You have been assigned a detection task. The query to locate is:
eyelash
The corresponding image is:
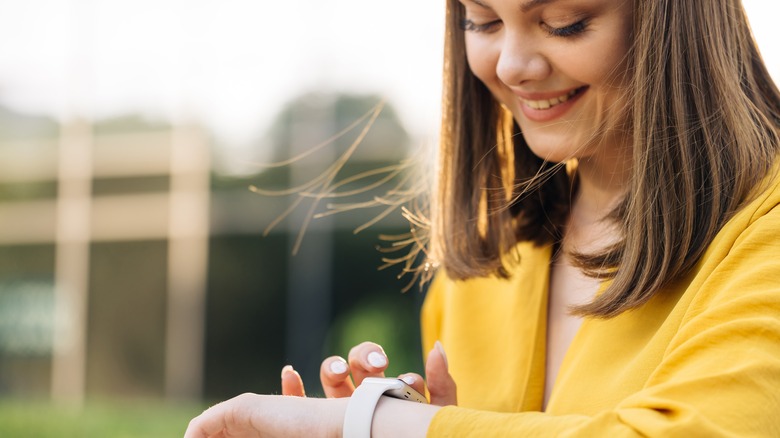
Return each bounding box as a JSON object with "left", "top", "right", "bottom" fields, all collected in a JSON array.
[
  {"left": 544, "top": 20, "right": 588, "bottom": 37},
  {"left": 459, "top": 18, "right": 589, "bottom": 38},
  {"left": 459, "top": 18, "right": 501, "bottom": 33}
]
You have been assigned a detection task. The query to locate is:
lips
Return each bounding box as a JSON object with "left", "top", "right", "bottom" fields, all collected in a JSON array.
[
  {"left": 519, "top": 87, "right": 584, "bottom": 110},
  {"left": 514, "top": 86, "right": 588, "bottom": 122}
]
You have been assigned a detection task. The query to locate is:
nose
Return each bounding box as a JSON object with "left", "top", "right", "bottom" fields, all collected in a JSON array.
[{"left": 495, "top": 32, "right": 551, "bottom": 86}]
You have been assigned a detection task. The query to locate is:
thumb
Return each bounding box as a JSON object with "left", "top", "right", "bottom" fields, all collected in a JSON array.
[{"left": 425, "top": 341, "right": 457, "bottom": 406}]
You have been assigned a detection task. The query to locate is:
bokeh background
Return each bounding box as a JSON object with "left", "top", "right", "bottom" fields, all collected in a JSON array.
[{"left": 0, "top": 1, "right": 778, "bottom": 436}]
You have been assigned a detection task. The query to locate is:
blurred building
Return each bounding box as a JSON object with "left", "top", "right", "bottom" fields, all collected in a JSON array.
[{"left": 0, "top": 94, "right": 425, "bottom": 404}]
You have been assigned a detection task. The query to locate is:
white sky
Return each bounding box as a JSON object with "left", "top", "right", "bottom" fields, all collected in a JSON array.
[{"left": 0, "top": 1, "right": 778, "bottom": 154}]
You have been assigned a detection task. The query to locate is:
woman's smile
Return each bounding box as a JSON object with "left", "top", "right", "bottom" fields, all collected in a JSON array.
[{"left": 513, "top": 85, "right": 588, "bottom": 122}]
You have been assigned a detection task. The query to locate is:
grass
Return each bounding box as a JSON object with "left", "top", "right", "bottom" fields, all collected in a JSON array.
[{"left": 0, "top": 398, "right": 205, "bottom": 437}]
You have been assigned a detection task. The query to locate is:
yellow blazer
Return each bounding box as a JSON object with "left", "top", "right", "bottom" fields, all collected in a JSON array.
[{"left": 422, "top": 173, "right": 780, "bottom": 437}]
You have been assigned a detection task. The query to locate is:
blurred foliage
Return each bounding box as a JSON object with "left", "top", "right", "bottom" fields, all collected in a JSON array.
[
  {"left": 326, "top": 293, "right": 424, "bottom": 378},
  {"left": 266, "top": 92, "right": 410, "bottom": 164},
  {"left": 0, "top": 399, "right": 203, "bottom": 437},
  {"left": 204, "top": 234, "right": 289, "bottom": 400},
  {"left": 325, "top": 228, "right": 426, "bottom": 390}
]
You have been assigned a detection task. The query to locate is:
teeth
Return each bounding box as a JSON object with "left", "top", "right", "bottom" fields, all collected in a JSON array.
[{"left": 522, "top": 88, "right": 579, "bottom": 110}]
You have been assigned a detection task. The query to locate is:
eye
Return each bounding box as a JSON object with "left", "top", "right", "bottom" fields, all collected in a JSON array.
[
  {"left": 543, "top": 19, "right": 588, "bottom": 38},
  {"left": 460, "top": 18, "right": 502, "bottom": 33}
]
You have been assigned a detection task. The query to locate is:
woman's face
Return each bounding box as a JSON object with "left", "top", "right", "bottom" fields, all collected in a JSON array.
[{"left": 460, "top": 0, "right": 634, "bottom": 164}]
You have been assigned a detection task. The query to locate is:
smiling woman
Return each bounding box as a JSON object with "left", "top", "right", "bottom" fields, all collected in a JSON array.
[
  {"left": 184, "top": 0, "right": 780, "bottom": 436},
  {"left": 457, "top": 0, "right": 638, "bottom": 402}
]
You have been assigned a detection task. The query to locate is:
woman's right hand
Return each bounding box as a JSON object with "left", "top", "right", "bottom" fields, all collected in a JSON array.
[{"left": 281, "top": 341, "right": 457, "bottom": 406}]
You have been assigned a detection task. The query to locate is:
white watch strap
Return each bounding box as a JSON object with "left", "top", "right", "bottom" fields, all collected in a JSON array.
[{"left": 342, "top": 378, "right": 405, "bottom": 438}]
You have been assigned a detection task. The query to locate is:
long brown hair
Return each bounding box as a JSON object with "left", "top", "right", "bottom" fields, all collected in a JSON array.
[{"left": 432, "top": 0, "right": 780, "bottom": 317}]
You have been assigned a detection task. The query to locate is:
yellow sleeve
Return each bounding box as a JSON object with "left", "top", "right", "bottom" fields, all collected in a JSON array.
[{"left": 428, "top": 207, "right": 780, "bottom": 437}]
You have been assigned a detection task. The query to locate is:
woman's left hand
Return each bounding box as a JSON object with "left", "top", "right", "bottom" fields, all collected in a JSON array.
[{"left": 184, "top": 392, "right": 347, "bottom": 438}]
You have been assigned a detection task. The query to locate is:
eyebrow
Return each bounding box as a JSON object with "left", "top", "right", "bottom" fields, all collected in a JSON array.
[
  {"left": 464, "top": 0, "right": 559, "bottom": 12},
  {"left": 465, "top": 0, "right": 491, "bottom": 8},
  {"left": 520, "top": 0, "right": 557, "bottom": 12}
]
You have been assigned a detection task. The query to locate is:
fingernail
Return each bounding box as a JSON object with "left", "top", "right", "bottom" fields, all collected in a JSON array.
[
  {"left": 367, "top": 351, "right": 388, "bottom": 368},
  {"left": 330, "top": 359, "right": 348, "bottom": 375},
  {"left": 401, "top": 375, "right": 416, "bottom": 385},
  {"left": 435, "top": 341, "right": 449, "bottom": 369},
  {"left": 281, "top": 365, "right": 295, "bottom": 379}
]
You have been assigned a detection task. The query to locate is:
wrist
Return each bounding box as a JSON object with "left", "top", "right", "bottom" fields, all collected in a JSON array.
[
  {"left": 338, "top": 377, "right": 441, "bottom": 438},
  {"left": 323, "top": 397, "right": 349, "bottom": 438},
  {"left": 343, "top": 378, "right": 427, "bottom": 438},
  {"left": 371, "top": 396, "right": 441, "bottom": 438}
]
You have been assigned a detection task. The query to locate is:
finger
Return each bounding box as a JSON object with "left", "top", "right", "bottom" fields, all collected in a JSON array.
[
  {"left": 425, "top": 340, "right": 457, "bottom": 406},
  {"left": 347, "top": 342, "right": 388, "bottom": 386},
  {"left": 320, "top": 356, "right": 355, "bottom": 398},
  {"left": 398, "top": 373, "right": 427, "bottom": 400},
  {"left": 281, "top": 365, "right": 305, "bottom": 397}
]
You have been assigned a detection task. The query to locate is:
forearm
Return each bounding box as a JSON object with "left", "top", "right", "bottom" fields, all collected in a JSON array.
[{"left": 370, "top": 396, "right": 442, "bottom": 438}]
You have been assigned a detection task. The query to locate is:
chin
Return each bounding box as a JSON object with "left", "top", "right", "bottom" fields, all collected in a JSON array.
[
  {"left": 513, "top": 121, "right": 584, "bottom": 164},
  {"left": 523, "top": 139, "right": 582, "bottom": 164}
]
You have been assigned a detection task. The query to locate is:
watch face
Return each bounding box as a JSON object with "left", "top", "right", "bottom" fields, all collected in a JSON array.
[
  {"left": 360, "top": 377, "right": 429, "bottom": 404},
  {"left": 385, "top": 380, "right": 428, "bottom": 404}
]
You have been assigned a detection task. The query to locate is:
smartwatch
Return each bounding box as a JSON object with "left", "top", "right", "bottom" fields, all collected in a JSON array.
[{"left": 342, "top": 377, "right": 428, "bottom": 438}]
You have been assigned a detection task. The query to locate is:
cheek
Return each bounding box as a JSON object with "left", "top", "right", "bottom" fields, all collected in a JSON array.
[
  {"left": 465, "top": 37, "right": 500, "bottom": 87},
  {"left": 554, "top": 41, "right": 629, "bottom": 89},
  {"left": 574, "top": 23, "right": 633, "bottom": 87}
]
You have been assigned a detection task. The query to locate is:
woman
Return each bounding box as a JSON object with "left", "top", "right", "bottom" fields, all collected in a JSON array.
[{"left": 185, "top": 0, "right": 780, "bottom": 436}]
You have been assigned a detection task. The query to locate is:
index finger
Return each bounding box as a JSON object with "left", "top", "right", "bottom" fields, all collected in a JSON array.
[{"left": 347, "top": 341, "right": 388, "bottom": 386}]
